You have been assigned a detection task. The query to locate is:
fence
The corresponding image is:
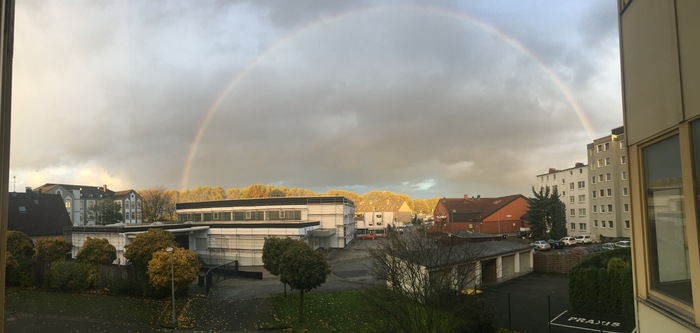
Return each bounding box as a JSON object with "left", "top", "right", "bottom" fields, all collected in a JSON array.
[{"left": 533, "top": 252, "right": 586, "bottom": 274}]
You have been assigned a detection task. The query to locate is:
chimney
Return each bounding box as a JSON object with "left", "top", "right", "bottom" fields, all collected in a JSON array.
[
  {"left": 464, "top": 194, "right": 469, "bottom": 200},
  {"left": 103, "top": 184, "right": 108, "bottom": 192},
  {"left": 25, "top": 187, "right": 32, "bottom": 193},
  {"left": 548, "top": 168, "right": 557, "bottom": 174}
]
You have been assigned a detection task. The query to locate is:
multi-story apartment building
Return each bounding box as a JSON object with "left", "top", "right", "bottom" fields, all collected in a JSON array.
[
  {"left": 587, "top": 127, "right": 630, "bottom": 242},
  {"left": 33, "top": 183, "right": 143, "bottom": 226},
  {"left": 535, "top": 163, "right": 589, "bottom": 238},
  {"left": 618, "top": 0, "right": 700, "bottom": 331}
]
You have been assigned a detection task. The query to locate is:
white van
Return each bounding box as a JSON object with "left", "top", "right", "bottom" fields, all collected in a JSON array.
[{"left": 575, "top": 235, "right": 593, "bottom": 244}]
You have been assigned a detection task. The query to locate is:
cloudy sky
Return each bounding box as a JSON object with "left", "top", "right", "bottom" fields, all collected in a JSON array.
[{"left": 10, "top": 0, "right": 622, "bottom": 199}]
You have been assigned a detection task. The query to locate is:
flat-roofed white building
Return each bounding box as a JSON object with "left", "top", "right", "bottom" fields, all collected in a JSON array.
[{"left": 534, "top": 163, "right": 590, "bottom": 239}]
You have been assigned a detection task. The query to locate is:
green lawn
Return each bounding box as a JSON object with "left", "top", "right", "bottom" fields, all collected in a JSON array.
[{"left": 259, "top": 289, "right": 386, "bottom": 333}]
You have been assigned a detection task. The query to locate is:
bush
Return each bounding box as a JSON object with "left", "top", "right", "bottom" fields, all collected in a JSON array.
[
  {"left": 568, "top": 248, "right": 633, "bottom": 316},
  {"left": 46, "top": 261, "right": 92, "bottom": 292},
  {"left": 6, "top": 231, "right": 35, "bottom": 287}
]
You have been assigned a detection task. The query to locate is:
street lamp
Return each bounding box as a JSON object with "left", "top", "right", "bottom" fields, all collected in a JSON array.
[{"left": 166, "top": 247, "right": 175, "bottom": 326}]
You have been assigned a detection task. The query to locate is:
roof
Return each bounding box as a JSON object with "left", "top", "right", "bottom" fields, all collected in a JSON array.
[
  {"left": 355, "top": 199, "right": 408, "bottom": 213},
  {"left": 438, "top": 194, "right": 525, "bottom": 222},
  {"left": 410, "top": 240, "right": 533, "bottom": 268},
  {"left": 7, "top": 192, "right": 72, "bottom": 237},
  {"left": 34, "top": 183, "right": 115, "bottom": 199},
  {"left": 34, "top": 183, "right": 139, "bottom": 200}
]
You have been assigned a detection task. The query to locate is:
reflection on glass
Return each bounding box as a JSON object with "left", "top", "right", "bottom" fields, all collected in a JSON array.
[{"left": 644, "top": 135, "right": 692, "bottom": 305}]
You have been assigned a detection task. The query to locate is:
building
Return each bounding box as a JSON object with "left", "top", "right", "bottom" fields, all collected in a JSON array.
[
  {"left": 355, "top": 199, "right": 413, "bottom": 233},
  {"left": 7, "top": 190, "right": 72, "bottom": 238},
  {"left": 618, "top": 0, "right": 700, "bottom": 331},
  {"left": 535, "top": 163, "right": 589, "bottom": 238},
  {"left": 33, "top": 183, "right": 143, "bottom": 226},
  {"left": 67, "top": 196, "right": 355, "bottom": 267},
  {"left": 432, "top": 194, "right": 528, "bottom": 234},
  {"left": 390, "top": 241, "right": 534, "bottom": 294},
  {"left": 587, "top": 127, "right": 630, "bottom": 242}
]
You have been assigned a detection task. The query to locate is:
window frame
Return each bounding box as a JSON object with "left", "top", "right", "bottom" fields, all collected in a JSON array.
[{"left": 633, "top": 126, "right": 700, "bottom": 317}]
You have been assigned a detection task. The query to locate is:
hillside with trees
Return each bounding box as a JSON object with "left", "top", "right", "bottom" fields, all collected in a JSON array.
[{"left": 139, "top": 184, "right": 441, "bottom": 223}]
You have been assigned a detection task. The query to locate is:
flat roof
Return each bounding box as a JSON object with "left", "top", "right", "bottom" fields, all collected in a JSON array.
[{"left": 176, "top": 196, "right": 355, "bottom": 210}]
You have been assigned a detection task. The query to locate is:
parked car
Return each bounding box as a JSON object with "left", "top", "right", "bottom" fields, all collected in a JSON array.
[
  {"left": 615, "top": 240, "right": 631, "bottom": 248},
  {"left": 574, "top": 235, "right": 593, "bottom": 244},
  {"left": 601, "top": 242, "right": 617, "bottom": 250},
  {"left": 547, "top": 239, "right": 565, "bottom": 249},
  {"left": 571, "top": 247, "right": 590, "bottom": 255},
  {"left": 560, "top": 236, "right": 576, "bottom": 246},
  {"left": 531, "top": 240, "right": 551, "bottom": 251},
  {"left": 359, "top": 233, "right": 377, "bottom": 240},
  {"left": 587, "top": 245, "right": 603, "bottom": 253}
]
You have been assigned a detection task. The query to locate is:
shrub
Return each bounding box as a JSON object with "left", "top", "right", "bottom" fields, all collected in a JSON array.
[
  {"left": 6, "top": 231, "right": 35, "bottom": 287},
  {"left": 76, "top": 237, "right": 117, "bottom": 266},
  {"left": 568, "top": 248, "right": 633, "bottom": 316},
  {"left": 46, "top": 261, "right": 92, "bottom": 292}
]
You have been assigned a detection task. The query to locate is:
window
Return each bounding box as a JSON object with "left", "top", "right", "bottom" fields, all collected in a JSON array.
[
  {"left": 594, "top": 220, "right": 598, "bottom": 227},
  {"left": 606, "top": 173, "right": 612, "bottom": 181},
  {"left": 18, "top": 206, "right": 26, "bottom": 213},
  {"left": 598, "top": 159, "right": 604, "bottom": 167},
  {"left": 621, "top": 156, "right": 627, "bottom": 164},
  {"left": 644, "top": 134, "right": 691, "bottom": 305},
  {"left": 622, "top": 171, "right": 627, "bottom": 180},
  {"left": 619, "top": 140, "right": 625, "bottom": 149},
  {"left": 65, "top": 198, "right": 71, "bottom": 209},
  {"left": 601, "top": 205, "right": 606, "bottom": 213},
  {"left": 600, "top": 189, "right": 605, "bottom": 197},
  {"left": 570, "top": 223, "right": 576, "bottom": 230},
  {"left": 609, "top": 220, "right": 614, "bottom": 228},
  {"left": 579, "top": 223, "right": 587, "bottom": 230},
  {"left": 213, "top": 212, "right": 220, "bottom": 220},
  {"left": 599, "top": 174, "right": 604, "bottom": 182},
  {"left": 592, "top": 176, "right": 596, "bottom": 184},
  {"left": 608, "top": 204, "right": 613, "bottom": 212},
  {"left": 570, "top": 209, "right": 575, "bottom": 216},
  {"left": 578, "top": 181, "right": 585, "bottom": 189},
  {"left": 570, "top": 182, "right": 575, "bottom": 189},
  {"left": 602, "top": 220, "right": 606, "bottom": 228},
  {"left": 607, "top": 188, "right": 613, "bottom": 197},
  {"left": 605, "top": 142, "right": 610, "bottom": 151},
  {"left": 570, "top": 196, "right": 575, "bottom": 203},
  {"left": 245, "top": 211, "right": 252, "bottom": 219},
  {"left": 625, "top": 220, "right": 630, "bottom": 229},
  {"left": 606, "top": 157, "right": 611, "bottom": 166},
  {"left": 592, "top": 191, "right": 597, "bottom": 198},
  {"left": 624, "top": 204, "right": 629, "bottom": 212},
  {"left": 597, "top": 144, "right": 603, "bottom": 152},
  {"left": 578, "top": 208, "right": 586, "bottom": 216},
  {"left": 562, "top": 178, "right": 566, "bottom": 184},
  {"left": 578, "top": 194, "right": 585, "bottom": 203},
  {"left": 623, "top": 187, "right": 628, "bottom": 196},
  {"left": 593, "top": 205, "right": 598, "bottom": 213}
]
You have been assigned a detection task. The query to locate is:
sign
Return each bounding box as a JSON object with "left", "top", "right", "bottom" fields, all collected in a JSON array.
[{"left": 550, "top": 310, "right": 636, "bottom": 333}]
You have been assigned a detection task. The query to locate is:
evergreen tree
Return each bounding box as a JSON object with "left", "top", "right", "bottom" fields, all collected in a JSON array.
[{"left": 524, "top": 186, "right": 567, "bottom": 240}]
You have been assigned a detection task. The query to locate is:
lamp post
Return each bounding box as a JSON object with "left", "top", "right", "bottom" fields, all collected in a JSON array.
[{"left": 166, "top": 247, "right": 175, "bottom": 326}]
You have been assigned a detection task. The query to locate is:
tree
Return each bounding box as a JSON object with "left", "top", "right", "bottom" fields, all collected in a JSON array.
[
  {"left": 140, "top": 186, "right": 177, "bottom": 222},
  {"left": 87, "top": 200, "right": 124, "bottom": 225},
  {"left": 278, "top": 242, "right": 331, "bottom": 323},
  {"left": 262, "top": 237, "right": 302, "bottom": 295},
  {"left": 524, "top": 186, "right": 567, "bottom": 240},
  {"left": 124, "top": 228, "right": 177, "bottom": 271},
  {"left": 76, "top": 237, "right": 117, "bottom": 266},
  {"left": 147, "top": 247, "right": 200, "bottom": 291},
  {"left": 33, "top": 237, "right": 72, "bottom": 265},
  {"left": 6, "top": 231, "right": 34, "bottom": 286},
  {"left": 365, "top": 228, "right": 495, "bottom": 333}
]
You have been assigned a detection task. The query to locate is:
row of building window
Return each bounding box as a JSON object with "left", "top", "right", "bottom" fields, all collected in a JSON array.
[
  {"left": 592, "top": 219, "right": 631, "bottom": 229},
  {"left": 177, "top": 210, "right": 303, "bottom": 222}
]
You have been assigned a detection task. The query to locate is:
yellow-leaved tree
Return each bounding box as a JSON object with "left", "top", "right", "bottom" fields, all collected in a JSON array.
[{"left": 147, "top": 247, "right": 200, "bottom": 291}]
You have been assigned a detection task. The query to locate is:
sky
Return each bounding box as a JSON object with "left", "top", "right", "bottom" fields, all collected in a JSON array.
[{"left": 9, "top": 0, "right": 623, "bottom": 199}]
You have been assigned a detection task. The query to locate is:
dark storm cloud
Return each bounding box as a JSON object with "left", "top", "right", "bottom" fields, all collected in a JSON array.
[{"left": 10, "top": 0, "right": 622, "bottom": 198}]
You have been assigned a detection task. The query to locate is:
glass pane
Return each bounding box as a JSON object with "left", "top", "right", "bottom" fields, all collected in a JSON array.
[{"left": 643, "top": 135, "right": 692, "bottom": 305}]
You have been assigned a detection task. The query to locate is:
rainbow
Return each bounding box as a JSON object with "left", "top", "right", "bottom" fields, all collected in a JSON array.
[{"left": 179, "top": 4, "right": 596, "bottom": 191}]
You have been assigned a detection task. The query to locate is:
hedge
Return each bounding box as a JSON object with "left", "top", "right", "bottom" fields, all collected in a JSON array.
[{"left": 568, "top": 248, "right": 634, "bottom": 317}]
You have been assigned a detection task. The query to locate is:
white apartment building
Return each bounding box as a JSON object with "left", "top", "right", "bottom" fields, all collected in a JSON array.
[
  {"left": 587, "top": 126, "right": 630, "bottom": 242},
  {"left": 535, "top": 163, "right": 589, "bottom": 238},
  {"left": 34, "top": 183, "right": 143, "bottom": 226}
]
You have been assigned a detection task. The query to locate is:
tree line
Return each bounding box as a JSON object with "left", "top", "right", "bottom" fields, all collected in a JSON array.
[{"left": 139, "top": 184, "right": 441, "bottom": 223}]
